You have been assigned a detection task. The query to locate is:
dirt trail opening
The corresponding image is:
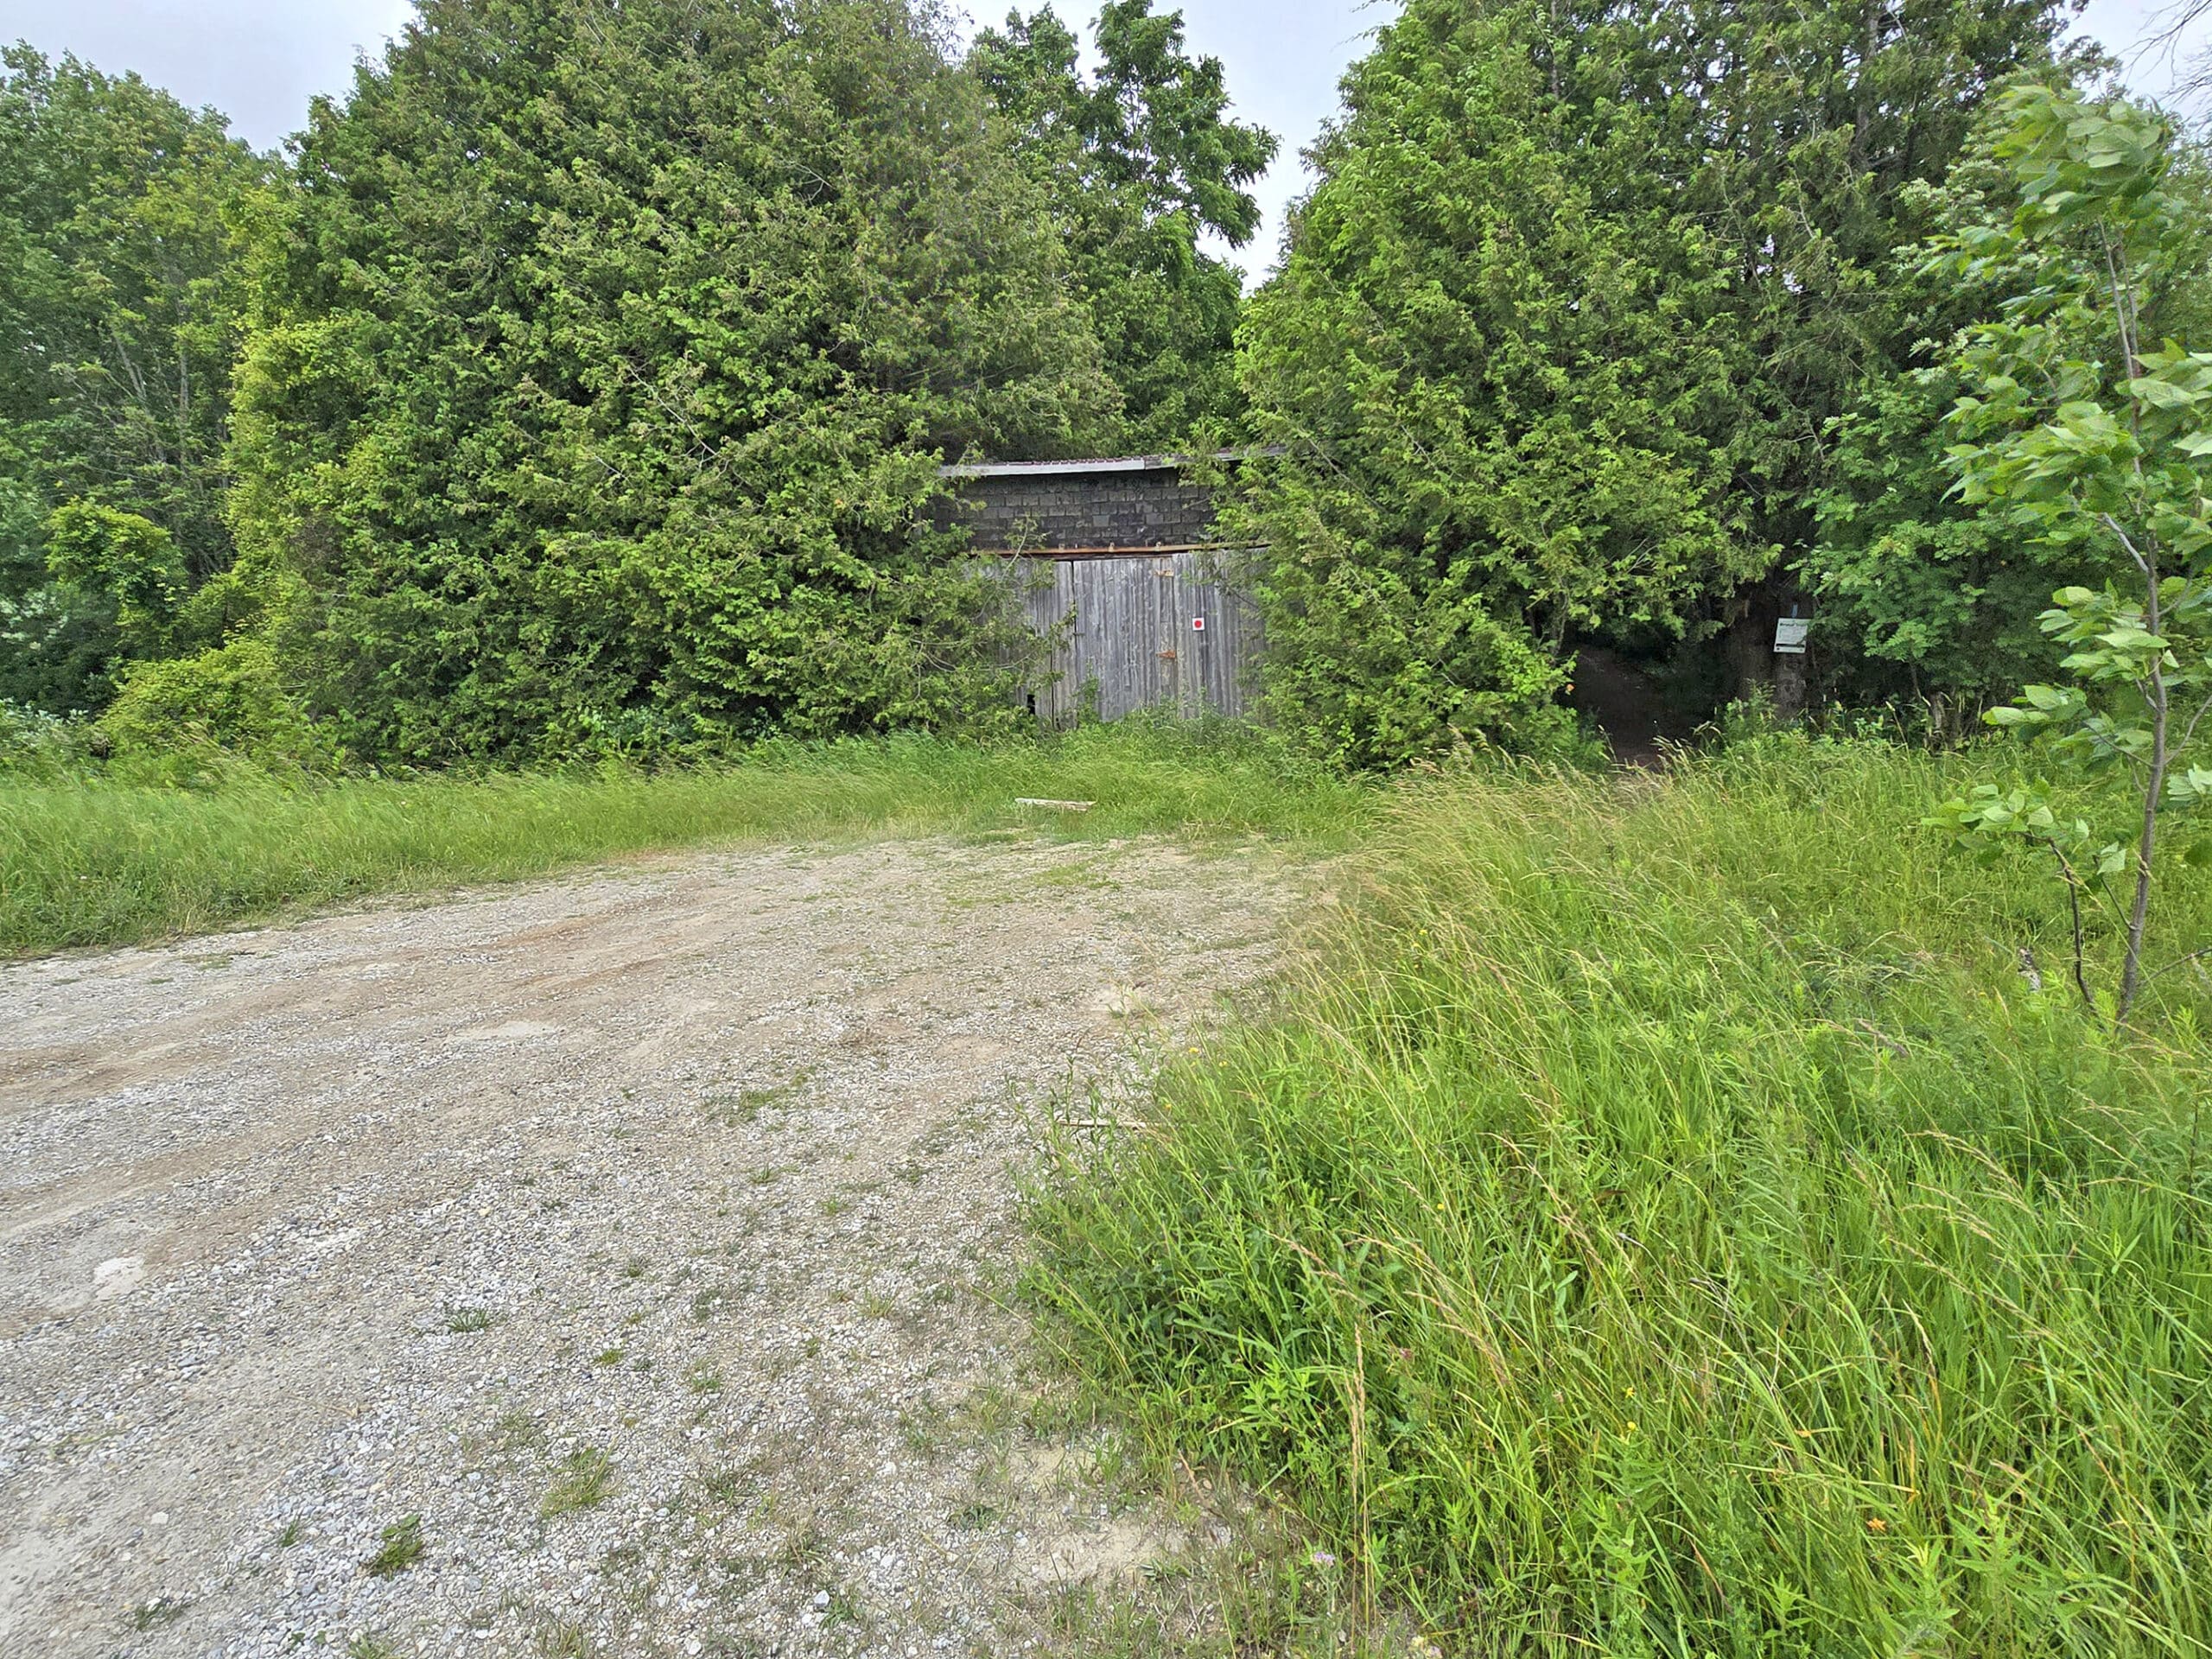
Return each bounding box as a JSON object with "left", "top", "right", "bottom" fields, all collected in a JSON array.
[{"left": 0, "top": 834, "right": 1302, "bottom": 1659}]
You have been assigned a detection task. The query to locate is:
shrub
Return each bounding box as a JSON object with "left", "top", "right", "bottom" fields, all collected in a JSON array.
[
  {"left": 41, "top": 503, "right": 186, "bottom": 655},
  {"left": 0, "top": 701, "right": 97, "bottom": 778},
  {"left": 97, "top": 639, "right": 325, "bottom": 770}
]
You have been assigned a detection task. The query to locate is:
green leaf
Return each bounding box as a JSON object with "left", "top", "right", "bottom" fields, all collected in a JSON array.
[
  {"left": 2126, "top": 375, "right": 2206, "bottom": 410},
  {"left": 2100, "top": 628, "right": 2164, "bottom": 652}
]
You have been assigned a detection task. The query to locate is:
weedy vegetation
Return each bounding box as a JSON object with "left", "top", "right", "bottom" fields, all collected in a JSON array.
[
  {"left": 1032, "top": 733, "right": 2212, "bottom": 1655},
  {"left": 125, "top": 1596, "right": 188, "bottom": 1631},
  {"left": 531, "top": 1617, "right": 594, "bottom": 1659}
]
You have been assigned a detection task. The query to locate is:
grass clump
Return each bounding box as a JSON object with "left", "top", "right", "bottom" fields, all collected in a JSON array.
[
  {"left": 363, "top": 1515, "right": 424, "bottom": 1578},
  {"left": 126, "top": 1595, "right": 189, "bottom": 1631},
  {"left": 532, "top": 1618, "right": 594, "bottom": 1658},
  {"left": 1033, "top": 733, "right": 2212, "bottom": 1656},
  {"left": 0, "top": 720, "right": 1368, "bottom": 957},
  {"left": 542, "top": 1447, "right": 615, "bottom": 1517}
]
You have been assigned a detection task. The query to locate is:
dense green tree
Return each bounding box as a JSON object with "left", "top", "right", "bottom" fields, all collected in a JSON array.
[
  {"left": 1806, "top": 117, "right": 2212, "bottom": 726},
  {"left": 1235, "top": 0, "right": 2075, "bottom": 765},
  {"left": 230, "top": 0, "right": 1116, "bottom": 762},
  {"left": 0, "top": 45, "right": 270, "bottom": 710},
  {"left": 1804, "top": 359, "right": 2056, "bottom": 728},
  {"left": 970, "top": 2, "right": 1274, "bottom": 449}
]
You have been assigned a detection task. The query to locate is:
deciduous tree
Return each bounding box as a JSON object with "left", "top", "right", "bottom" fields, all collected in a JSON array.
[
  {"left": 1804, "top": 94, "right": 2212, "bottom": 722},
  {"left": 1929, "top": 87, "right": 2212, "bottom": 1021},
  {"left": 0, "top": 45, "right": 270, "bottom": 710},
  {"left": 971, "top": 2, "right": 1274, "bottom": 449}
]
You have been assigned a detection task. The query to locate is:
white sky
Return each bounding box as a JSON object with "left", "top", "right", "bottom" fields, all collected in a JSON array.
[{"left": 0, "top": 0, "right": 2204, "bottom": 282}]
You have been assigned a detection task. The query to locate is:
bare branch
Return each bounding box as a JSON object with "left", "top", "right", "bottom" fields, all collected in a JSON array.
[
  {"left": 2143, "top": 943, "right": 2212, "bottom": 987},
  {"left": 2178, "top": 684, "right": 2212, "bottom": 754}
]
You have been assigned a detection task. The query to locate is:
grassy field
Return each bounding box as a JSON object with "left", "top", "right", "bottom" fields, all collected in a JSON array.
[
  {"left": 0, "top": 721, "right": 1371, "bottom": 957},
  {"left": 1032, "top": 732, "right": 2212, "bottom": 1656}
]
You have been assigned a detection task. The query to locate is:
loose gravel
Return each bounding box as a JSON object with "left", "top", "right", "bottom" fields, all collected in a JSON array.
[{"left": 0, "top": 833, "right": 1304, "bottom": 1659}]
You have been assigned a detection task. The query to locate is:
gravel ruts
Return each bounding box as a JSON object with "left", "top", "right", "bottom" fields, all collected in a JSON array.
[{"left": 0, "top": 835, "right": 1299, "bottom": 1658}]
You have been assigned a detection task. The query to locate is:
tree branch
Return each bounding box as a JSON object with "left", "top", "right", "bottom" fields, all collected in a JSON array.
[
  {"left": 2102, "top": 512, "right": 2154, "bottom": 581},
  {"left": 2043, "top": 838, "right": 2097, "bottom": 1012},
  {"left": 2142, "top": 942, "right": 2212, "bottom": 986}
]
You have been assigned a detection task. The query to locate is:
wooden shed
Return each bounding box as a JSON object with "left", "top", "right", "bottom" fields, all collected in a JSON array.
[{"left": 939, "top": 454, "right": 1262, "bottom": 723}]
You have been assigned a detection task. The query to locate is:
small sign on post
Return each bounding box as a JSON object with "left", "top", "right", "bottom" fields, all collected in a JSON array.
[
  {"left": 1774, "top": 616, "right": 1810, "bottom": 656},
  {"left": 1191, "top": 616, "right": 1206, "bottom": 632}
]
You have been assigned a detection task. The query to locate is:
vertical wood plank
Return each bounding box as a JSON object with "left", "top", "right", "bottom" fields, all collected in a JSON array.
[{"left": 996, "top": 550, "right": 1262, "bottom": 726}]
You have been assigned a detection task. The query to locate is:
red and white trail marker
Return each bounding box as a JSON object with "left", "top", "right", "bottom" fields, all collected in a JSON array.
[{"left": 1191, "top": 616, "right": 1205, "bottom": 632}]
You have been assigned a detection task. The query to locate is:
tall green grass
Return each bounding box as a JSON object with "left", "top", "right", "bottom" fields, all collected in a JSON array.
[
  {"left": 0, "top": 721, "right": 1370, "bottom": 956},
  {"left": 1032, "top": 734, "right": 2212, "bottom": 1656}
]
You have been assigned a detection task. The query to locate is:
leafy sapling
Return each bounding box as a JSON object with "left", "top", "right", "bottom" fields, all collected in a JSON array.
[{"left": 1929, "top": 86, "right": 2212, "bottom": 1022}]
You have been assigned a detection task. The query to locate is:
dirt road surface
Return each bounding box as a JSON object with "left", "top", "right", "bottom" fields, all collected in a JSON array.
[{"left": 0, "top": 835, "right": 1302, "bottom": 1659}]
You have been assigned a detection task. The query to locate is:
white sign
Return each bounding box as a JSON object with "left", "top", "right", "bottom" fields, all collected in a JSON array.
[
  {"left": 1774, "top": 616, "right": 1810, "bottom": 656},
  {"left": 1192, "top": 616, "right": 1206, "bottom": 632}
]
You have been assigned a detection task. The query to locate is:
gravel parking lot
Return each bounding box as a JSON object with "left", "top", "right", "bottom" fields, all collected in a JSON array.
[{"left": 0, "top": 834, "right": 1300, "bottom": 1659}]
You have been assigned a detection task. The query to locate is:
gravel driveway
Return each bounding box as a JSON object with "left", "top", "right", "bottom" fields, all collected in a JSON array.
[{"left": 0, "top": 833, "right": 1301, "bottom": 1659}]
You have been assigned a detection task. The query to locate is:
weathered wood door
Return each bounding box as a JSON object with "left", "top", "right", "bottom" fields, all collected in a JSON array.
[{"left": 1004, "top": 550, "right": 1259, "bottom": 722}]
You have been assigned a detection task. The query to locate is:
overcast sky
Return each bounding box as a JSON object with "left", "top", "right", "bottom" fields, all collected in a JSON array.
[{"left": 1, "top": 0, "right": 2204, "bottom": 281}]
